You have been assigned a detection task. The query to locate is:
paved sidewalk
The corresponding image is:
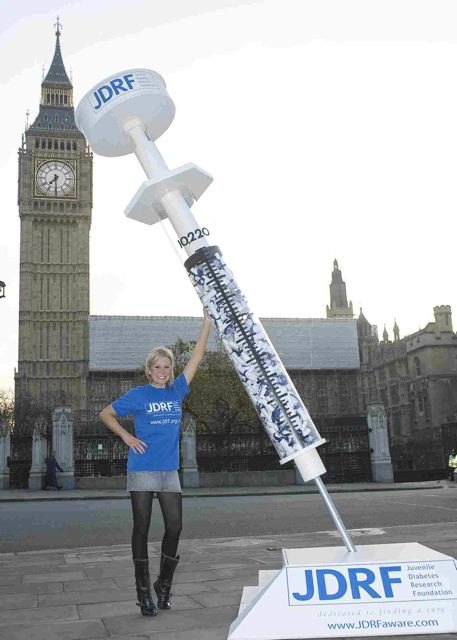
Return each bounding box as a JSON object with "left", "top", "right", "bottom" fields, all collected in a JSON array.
[
  {"left": 0, "top": 520, "right": 456, "bottom": 640},
  {"left": 0, "top": 479, "right": 450, "bottom": 502},
  {"left": 1, "top": 480, "right": 455, "bottom": 637}
]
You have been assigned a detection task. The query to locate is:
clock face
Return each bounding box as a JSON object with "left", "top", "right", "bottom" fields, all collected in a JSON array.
[{"left": 36, "top": 160, "right": 75, "bottom": 197}]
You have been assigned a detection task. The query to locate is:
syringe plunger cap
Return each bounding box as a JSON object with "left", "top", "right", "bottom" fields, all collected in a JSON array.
[{"left": 75, "top": 68, "right": 175, "bottom": 157}]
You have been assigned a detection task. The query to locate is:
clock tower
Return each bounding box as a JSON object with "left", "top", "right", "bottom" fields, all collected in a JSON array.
[{"left": 16, "top": 20, "right": 93, "bottom": 421}]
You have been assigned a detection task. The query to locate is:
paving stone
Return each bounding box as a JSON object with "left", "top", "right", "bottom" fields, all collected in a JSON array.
[
  {"left": 85, "top": 636, "right": 148, "bottom": 640},
  {"left": 177, "top": 560, "right": 250, "bottom": 572},
  {"left": 102, "top": 604, "right": 239, "bottom": 635},
  {"left": 84, "top": 563, "right": 133, "bottom": 579},
  {"left": 78, "top": 600, "right": 138, "bottom": 619},
  {"left": 0, "top": 562, "right": 74, "bottom": 576},
  {"left": 112, "top": 576, "right": 135, "bottom": 589},
  {"left": 248, "top": 553, "right": 283, "bottom": 565},
  {"left": 0, "top": 593, "right": 38, "bottom": 610},
  {"left": 0, "top": 582, "right": 63, "bottom": 596},
  {"left": 212, "top": 565, "right": 263, "bottom": 579},
  {"left": 0, "top": 619, "right": 107, "bottom": 640},
  {"left": 64, "top": 579, "right": 118, "bottom": 592},
  {"left": 78, "top": 595, "right": 201, "bottom": 620},
  {"left": 0, "top": 604, "right": 78, "bottom": 624},
  {"left": 147, "top": 624, "right": 230, "bottom": 639},
  {"left": 173, "top": 568, "right": 222, "bottom": 583},
  {"left": 23, "top": 571, "right": 86, "bottom": 583},
  {"left": 0, "top": 556, "right": 64, "bottom": 568},
  {"left": 206, "top": 576, "right": 258, "bottom": 592},
  {"left": 189, "top": 590, "right": 242, "bottom": 607},
  {"left": 171, "top": 580, "right": 216, "bottom": 596},
  {"left": 65, "top": 553, "right": 115, "bottom": 565},
  {"left": 39, "top": 587, "right": 136, "bottom": 607},
  {"left": 0, "top": 575, "right": 20, "bottom": 586}
]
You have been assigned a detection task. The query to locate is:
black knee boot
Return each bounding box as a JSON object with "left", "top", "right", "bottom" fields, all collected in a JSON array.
[
  {"left": 133, "top": 558, "right": 157, "bottom": 616},
  {"left": 153, "top": 553, "right": 179, "bottom": 610}
]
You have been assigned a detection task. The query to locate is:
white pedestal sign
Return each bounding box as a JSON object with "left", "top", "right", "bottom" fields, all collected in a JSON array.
[{"left": 228, "top": 543, "right": 457, "bottom": 639}]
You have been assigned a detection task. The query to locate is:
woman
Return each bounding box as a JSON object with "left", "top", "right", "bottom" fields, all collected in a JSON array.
[{"left": 100, "top": 313, "right": 211, "bottom": 617}]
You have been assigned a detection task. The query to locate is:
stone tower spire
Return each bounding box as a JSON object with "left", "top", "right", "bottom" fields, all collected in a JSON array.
[
  {"left": 43, "top": 17, "right": 72, "bottom": 86},
  {"left": 16, "top": 19, "right": 93, "bottom": 419},
  {"left": 29, "top": 17, "right": 75, "bottom": 131},
  {"left": 326, "top": 259, "right": 354, "bottom": 318}
]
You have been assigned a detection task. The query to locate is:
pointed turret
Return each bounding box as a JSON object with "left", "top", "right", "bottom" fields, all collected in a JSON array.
[
  {"left": 393, "top": 319, "right": 400, "bottom": 341},
  {"left": 326, "top": 259, "right": 354, "bottom": 318},
  {"left": 357, "top": 307, "right": 370, "bottom": 337},
  {"left": 28, "top": 18, "right": 79, "bottom": 133},
  {"left": 382, "top": 325, "right": 389, "bottom": 342},
  {"left": 43, "top": 17, "right": 72, "bottom": 87}
]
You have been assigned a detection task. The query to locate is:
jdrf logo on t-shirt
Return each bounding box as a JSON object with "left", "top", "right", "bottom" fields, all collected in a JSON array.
[{"left": 144, "top": 401, "right": 176, "bottom": 414}]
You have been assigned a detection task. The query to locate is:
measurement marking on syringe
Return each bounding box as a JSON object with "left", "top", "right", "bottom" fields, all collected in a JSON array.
[{"left": 197, "top": 253, "right": 306, "bottom": 445}]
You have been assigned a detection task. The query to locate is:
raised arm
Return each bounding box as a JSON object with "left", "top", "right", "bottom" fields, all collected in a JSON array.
[{"left": 183, "top": 312, "right": 212, "bottom": 384}]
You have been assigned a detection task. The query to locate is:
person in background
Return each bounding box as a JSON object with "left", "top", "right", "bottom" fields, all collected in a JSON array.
[
  {"left": 100, "top": 312, "right": 211, "bottom": 617},
  {"left": 448, "top": 449, "right": 457, "bottom": 481},
  {"left": 43, "top": 450, "right": 63, "bottom": 490}
]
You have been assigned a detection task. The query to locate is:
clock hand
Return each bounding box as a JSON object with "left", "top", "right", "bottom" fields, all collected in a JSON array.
[{"left": 46, "top": 173, "right": 58, "bottom": 194}]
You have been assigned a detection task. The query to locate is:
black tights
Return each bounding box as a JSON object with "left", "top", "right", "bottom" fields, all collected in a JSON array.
[{"left": 130, "top": 491, "right": 182, "bottom": 559}]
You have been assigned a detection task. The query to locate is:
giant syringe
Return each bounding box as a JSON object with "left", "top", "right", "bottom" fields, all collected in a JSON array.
[{"left": 76, "top": 69, "right": 356, "bottom": 552}]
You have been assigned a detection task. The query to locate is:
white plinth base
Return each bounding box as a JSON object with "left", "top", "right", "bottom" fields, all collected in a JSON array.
[{"left": 228, "top": 543, "right": 457, "bottom": 639}]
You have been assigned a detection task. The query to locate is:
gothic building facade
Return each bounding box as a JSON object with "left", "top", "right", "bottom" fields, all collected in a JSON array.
[
  {"left": 356, "top": 304, "right": 457, "bottom": 477},
  {"left": 323, "top": 256, "right": 457, "bottom": 476}
]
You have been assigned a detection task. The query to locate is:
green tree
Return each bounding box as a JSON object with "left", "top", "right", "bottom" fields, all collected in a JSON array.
[
  {"left": 12, "top": 392, "right": 58, "bottom": 436},
  {"left": 0, "top": 390, "right": 14, "bottom": 430},
  {"left": 169, "top": 339, "right": 260, "bottom": 434}
]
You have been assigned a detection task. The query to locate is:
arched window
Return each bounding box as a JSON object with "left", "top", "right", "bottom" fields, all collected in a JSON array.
[{"left": 413, "top": 356, "right": 421, "bottom": 376}]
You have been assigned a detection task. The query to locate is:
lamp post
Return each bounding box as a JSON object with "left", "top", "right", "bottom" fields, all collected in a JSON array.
[{"left": 0, "top": 281, "right": 5, "bottom": 299}]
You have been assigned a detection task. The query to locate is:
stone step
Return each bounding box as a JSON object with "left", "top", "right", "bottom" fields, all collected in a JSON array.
[
  {"left": 258, "top": 569, "right": 280, "bottom": 588},
  {"left": 238, "top": 569, "right": 281, "bottom": 615},
  {"left": 238, "top": 585, "right": 258, "bottom": 615}
]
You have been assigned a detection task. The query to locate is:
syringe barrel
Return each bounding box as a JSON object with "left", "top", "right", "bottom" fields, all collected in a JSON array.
[{"left": 184, "top": 245, "right": 326, "bottom": 475}]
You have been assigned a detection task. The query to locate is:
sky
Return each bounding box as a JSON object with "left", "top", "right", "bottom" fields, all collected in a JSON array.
[{"left": 1, "top": 0, "right": 457, "bottom": 391}]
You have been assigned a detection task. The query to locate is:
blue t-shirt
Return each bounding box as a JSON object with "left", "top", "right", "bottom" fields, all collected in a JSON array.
[{"left": 112, "top": 374, "right": 189, "bottom": 472}]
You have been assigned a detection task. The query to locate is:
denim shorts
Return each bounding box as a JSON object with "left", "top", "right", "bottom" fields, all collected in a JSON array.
[{"left": 127, "top": 471, "right": 181, "bottom": 493}]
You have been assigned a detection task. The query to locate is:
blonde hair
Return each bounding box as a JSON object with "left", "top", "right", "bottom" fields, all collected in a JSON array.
[{"left": 144, "top": 347, "right": 175, "bottom": 385}]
